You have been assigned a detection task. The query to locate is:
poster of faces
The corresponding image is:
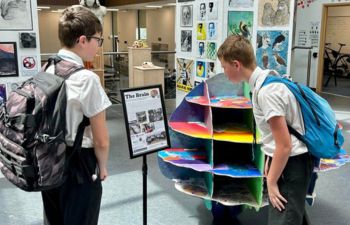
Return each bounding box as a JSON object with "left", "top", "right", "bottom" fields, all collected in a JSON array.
[
  {"left": 198, "top": 2, "right": 207, "bottom": 21},
  {"left": 180, "top": 5, "right": 193, "bottom": 27}
]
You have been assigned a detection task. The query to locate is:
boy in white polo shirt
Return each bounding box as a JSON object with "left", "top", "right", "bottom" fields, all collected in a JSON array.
[
  {"left": 217, "top": 35, "right": 313, "bottom": 225},
  {"left": 41, "top": 5, "right": 111, "bottom": 225}
]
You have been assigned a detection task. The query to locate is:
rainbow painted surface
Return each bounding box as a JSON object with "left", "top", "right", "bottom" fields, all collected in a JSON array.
[{"left": 186, "top": 95, "right": 252, "bottom": 108}]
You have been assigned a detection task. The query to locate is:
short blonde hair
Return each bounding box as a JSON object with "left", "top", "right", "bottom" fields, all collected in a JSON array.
[{"left": 217, "top": 35, "right": 256, "bottom": 69}]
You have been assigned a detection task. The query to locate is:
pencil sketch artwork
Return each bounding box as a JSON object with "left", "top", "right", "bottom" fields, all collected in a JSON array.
[
  {"left": 259, "top": 0, "right": 290, "bottom": 27},
  {"left": 180, "top": 5, "right": 193, "bottom": 27},
  {"left": 0, "top": 0, "right": 33, "bottom": 30},
  {"left": 181, "top": 30, "right": 192, "bottom": 52}
]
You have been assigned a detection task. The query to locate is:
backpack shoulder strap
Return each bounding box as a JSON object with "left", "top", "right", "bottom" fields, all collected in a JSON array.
[{"left": 42, "top": 55, "right": 84, "bottom": 78}]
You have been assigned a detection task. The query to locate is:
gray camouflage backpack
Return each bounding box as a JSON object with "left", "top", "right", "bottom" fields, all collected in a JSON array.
[{"left": 0, "top": 56, "right": 88, "bottom": 191}]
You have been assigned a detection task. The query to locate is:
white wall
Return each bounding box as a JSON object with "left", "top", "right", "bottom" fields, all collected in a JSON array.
[{"left": 292, "top": 1, "right": 350, "bottom": 88}]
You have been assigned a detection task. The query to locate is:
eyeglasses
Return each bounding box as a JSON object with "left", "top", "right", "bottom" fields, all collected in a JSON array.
[{"left": 87, "top": 36, "right": 104, "bottom": 47}]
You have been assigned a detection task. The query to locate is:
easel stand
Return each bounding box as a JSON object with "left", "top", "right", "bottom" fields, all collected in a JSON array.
[{"left": 142, "top": 155, "right": 148, "bottom": 225}]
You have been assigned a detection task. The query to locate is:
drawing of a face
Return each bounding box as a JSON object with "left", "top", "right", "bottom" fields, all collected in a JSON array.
[
  {"left": 0, "top": 0, "right": 23, "bottom": 20},
  {"left": 182, "top": 6, "right": 191, "bottom": 25}
]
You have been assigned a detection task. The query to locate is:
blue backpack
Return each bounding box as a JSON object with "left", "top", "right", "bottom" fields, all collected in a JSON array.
[{"left": 261, "top": 76, "right": 344, "bottom": 159}]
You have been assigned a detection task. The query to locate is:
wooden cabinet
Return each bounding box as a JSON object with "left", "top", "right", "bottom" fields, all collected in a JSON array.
[
  {"left": 128, "top": 47, "right": 151, "bottom": 88},
  {"left": 133, "top": 66, "right": 165, "bottom": 91}
]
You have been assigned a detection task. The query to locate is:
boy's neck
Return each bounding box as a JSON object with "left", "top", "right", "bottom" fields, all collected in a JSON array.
[{"left": 242, "top": 65, "right": 257, "bottom": 82}]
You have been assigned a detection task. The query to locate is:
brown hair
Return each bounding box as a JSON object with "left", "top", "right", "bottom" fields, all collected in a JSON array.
[
  {"left": 58, "top": 5, "right": 102, "bottom": 48},
  {"left": 217, "top": 35, "right": 256, "bottom": 69}
]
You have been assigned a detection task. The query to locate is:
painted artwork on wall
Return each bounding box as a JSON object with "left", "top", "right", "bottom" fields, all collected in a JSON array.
[
  {"left": 197, "top": 41, "right": 206, "bottom": 58},
  {"left": 207, "top": 0, "right": 218, "bottom": 20},
  {"left": 0, "top": 42, "right": 18, "bottom": 77},
  {"left": 258, "top": 0, "right": 290, "bottom": 27},
  {"left": 228, "top": 0, "right": 254, "bottom": 8},
  {"left": 206, "top": 42, "right": 217, "bottom": 60},
  {"left": 181, "top": 30, "right": 192, "bottom": 52},
  {"left": 198, "top": 2, "right": 207, "bottom": 21},
  {"left": 180, "top": 5, "right": 193, "bottom": 27},
  {"left": 21, "top": 56, "right": 38, "bottom": 76},
  {"left": 0, "top": 0, "right": 33, "bottom": 30},
  {"left": 197, "top": 22, "right": 206, "bottom": 40},
  {"left": 0, "top": 84, "right": 6, "bottom": 105},
  {"left": 227, "top": 11, "right": 253, "bottom": 41},
  {"left": 196, "top": 61, "right": 206, "bottom": 78},
  {"left": 256, "top": 30, "right": 289, "bottom": 75},
  {"left": 208, "top": 22, "right": 217, "bottom": 40},
  {"left": 19, "top": 32, "right": 36, "bottom": 48},
  {"left": 176, "top": 58, "right": 194, "bottom": 92},
  {"left": 207, "top": 62, "right": 216, "bottom": 78}
]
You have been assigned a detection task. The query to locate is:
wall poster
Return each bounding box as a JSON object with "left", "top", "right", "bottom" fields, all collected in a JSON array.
[
  {"left": 0, "top": 0, "right": 33, "bottom": 30},
  {"left": 120, "top": 85, "right": 170, "bottom": 159},
  {"left": 0, "top": 42, "right": 19, "bottom": 77}
]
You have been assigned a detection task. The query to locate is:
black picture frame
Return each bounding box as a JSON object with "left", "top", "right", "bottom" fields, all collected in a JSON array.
[
  {"left": 0, "top": 42, "right": 19, "bottom": 77},
  {"left": 120, "top": 85, "right": 170, "bottom": 159}
]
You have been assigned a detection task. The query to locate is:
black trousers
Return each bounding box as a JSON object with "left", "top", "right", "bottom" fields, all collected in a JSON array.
[
  {"left": 268, "top": 153, "right": 314, "bottom": 225},
  {"left": 42, "top": 148, "right": 102, "bottom": 225}
]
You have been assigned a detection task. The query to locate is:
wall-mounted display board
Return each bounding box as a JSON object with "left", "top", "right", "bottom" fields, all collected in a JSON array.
[
  {"left": 0, "top": 0, "right": 41, "bottom": 100},
  {"left": 175, "top": 0, "right": 295, "bottom": 105}
]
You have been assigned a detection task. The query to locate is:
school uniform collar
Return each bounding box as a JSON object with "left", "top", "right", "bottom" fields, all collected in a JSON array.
[
  {"left": 248, "top": 66, "right": 271, "bottom": 92},
  {"left": 57, "top": 49, "right": 84, "bottom": 66}
]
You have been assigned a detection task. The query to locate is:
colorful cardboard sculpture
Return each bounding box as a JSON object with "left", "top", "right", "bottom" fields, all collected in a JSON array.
[{"left": 158, "top": 73, "right": 349, "bottom": 210}]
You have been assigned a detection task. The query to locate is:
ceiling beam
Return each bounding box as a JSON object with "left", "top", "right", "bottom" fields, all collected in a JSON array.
[{"left": 105, "top": 0, "right": 164, "bottom": 7}]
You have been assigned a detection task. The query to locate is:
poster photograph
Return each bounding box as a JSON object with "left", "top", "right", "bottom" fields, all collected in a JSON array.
[
  {"left": 197, "top": 22, "right": 206, "bottom": 40},
  {"left": 258, "top": 0, "right": 290, "bottom": 27},
  {"left": 120, "top": 85, "right": 170, "bottom": 159},
  {"left": 228, "top": 11, "right": 253, "bottom": 41},
  {"left": 0, "top": 42, "right": 19, "bottom": 77},
  {"left": 176, "top": 58, "right": 194, "bottom": 92},
  {"left": 0, "top": 0, "right": 33, "bottom": 30},
  {"left": 180, "top": 5, "right": 193, "bottom": 27},
  {"left": 256, "top": 30, "right": 289, "bottom": 75}
]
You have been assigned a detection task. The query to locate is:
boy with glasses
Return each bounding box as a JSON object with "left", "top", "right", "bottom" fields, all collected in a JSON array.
[{"left": 41, "top": 5, "right": 111, "bottom": 225}]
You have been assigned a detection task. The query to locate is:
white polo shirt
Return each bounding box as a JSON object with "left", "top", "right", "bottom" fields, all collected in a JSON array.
[
  {"left": 46, "top": 49, "right": 112, "bottom": 148},
  {"left": 249, "top": 67, "right": 308, "bottom": 157}
]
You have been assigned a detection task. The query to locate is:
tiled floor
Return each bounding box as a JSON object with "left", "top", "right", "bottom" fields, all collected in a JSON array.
[{"left": 0, "top": 94, "right": 349, "bottom": 225}]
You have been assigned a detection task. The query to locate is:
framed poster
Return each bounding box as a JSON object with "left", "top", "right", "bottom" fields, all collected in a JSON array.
[
  {"left": 0, "top": 0, "right": 33, "bottom": 30},
  {"left": 120, "top": 85, "right": 170, "bottom": 159},
  {"left": 0, "top": 42, "right": 19, "bottom": 77}
]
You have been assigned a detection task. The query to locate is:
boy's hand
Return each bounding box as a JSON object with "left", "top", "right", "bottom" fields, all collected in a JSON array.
[
  {"left": 99, "top": 166, "right": 108, "bottom": 181},
  {"left": 267, "top": 179, "right": 287, "bottom": 211}
]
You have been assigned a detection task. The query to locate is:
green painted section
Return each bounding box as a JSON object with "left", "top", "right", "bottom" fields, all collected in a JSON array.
[{"left": 204, "top": 172, "right": 214, "bottom": 197}]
